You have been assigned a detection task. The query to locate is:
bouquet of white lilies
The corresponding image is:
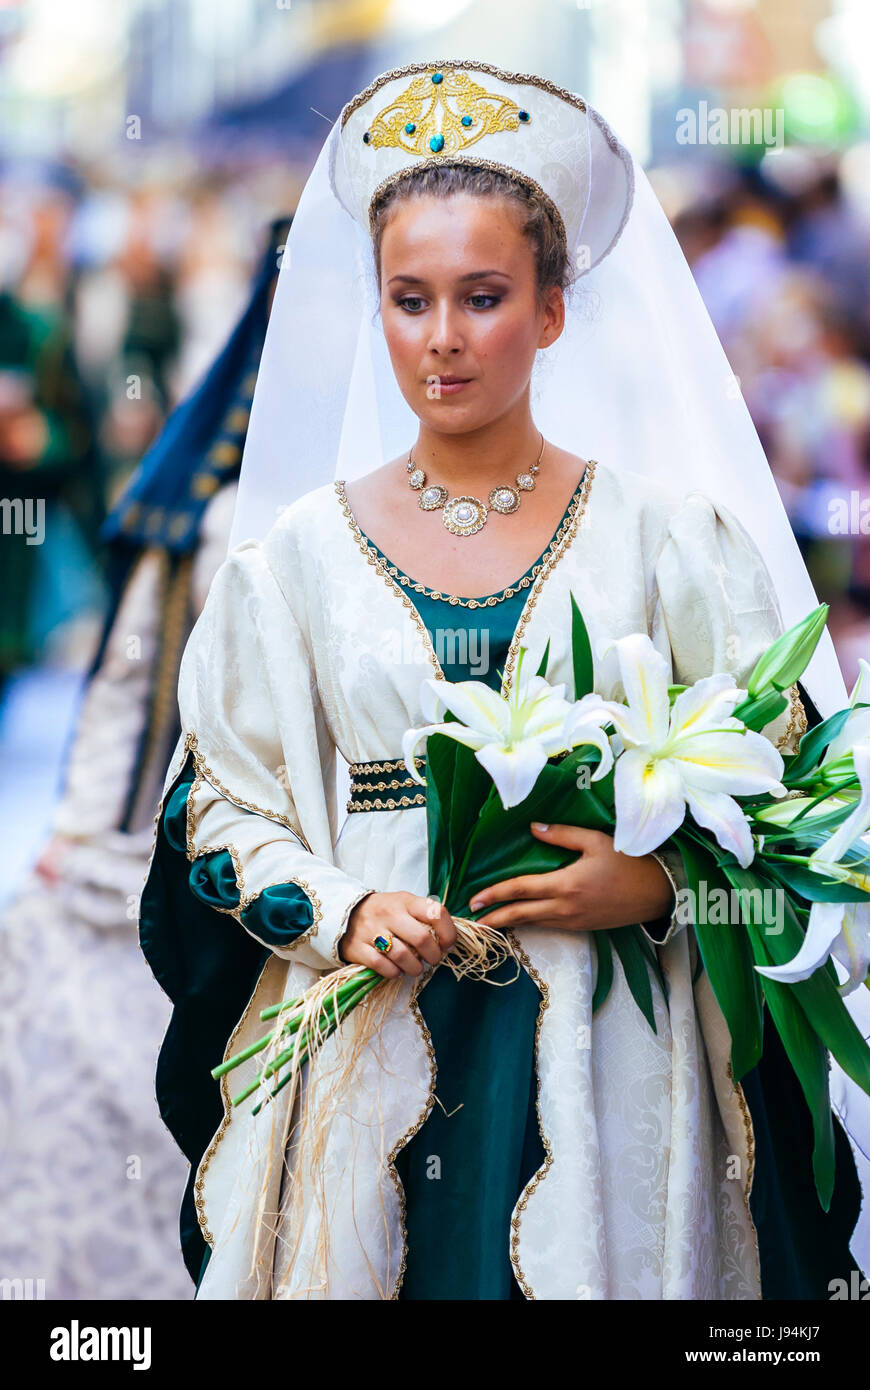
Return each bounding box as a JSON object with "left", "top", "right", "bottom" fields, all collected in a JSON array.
[{"left": 215, "top": 593, "right": 870, "bottom": 1209}]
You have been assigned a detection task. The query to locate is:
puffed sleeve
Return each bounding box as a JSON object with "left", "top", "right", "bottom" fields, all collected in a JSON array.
[
  {"left": 638, "top": 490, "right": 808, "bottom": 947},
  {"left": 169, "top": 534, "right": 375, "bottom": 973}
]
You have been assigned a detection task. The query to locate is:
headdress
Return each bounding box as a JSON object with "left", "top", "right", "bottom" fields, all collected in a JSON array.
[{"left": 231, "top": 58, "right": 845, "bottom": 719}]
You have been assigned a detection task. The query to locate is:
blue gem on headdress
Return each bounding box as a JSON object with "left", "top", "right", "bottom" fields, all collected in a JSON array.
[
  {"left": 461, "top": 115, "right": 472, "bottom": 127},
  {"left": 405, "top": 121, "right": 416, "bottom": 133},
  {"left": 431, "top": 71, "right": 443, "bottom": 84},
  {"left": 518, "top": 110, "right": 530, "bottom": 122},
  {"left": 429, "top": 133, "right": 445, "bottom": 152},
  {"left": 363, "top": 130, "right": 370, "bottom": 142}
]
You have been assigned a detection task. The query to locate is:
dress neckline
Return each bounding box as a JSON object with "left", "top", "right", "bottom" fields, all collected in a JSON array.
[{"left": 333, "top": 466, "right": 590, "bottom": 608}]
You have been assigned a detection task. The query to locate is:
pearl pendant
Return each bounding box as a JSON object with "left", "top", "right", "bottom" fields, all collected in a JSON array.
[
  {"left": 419, "top": 484, "right": 447, "bottom": 510},
  {"left": 443, "top": 495, "right": 487, "bottom": 536},
  {"left": 489, "top": 484, "right": 520, "bottom": 513}
]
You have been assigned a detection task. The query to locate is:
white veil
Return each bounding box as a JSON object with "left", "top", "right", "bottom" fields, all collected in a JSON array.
[
  {"left": 231, "top": 95, "right": 846, "bottom": 719},
  {"left": 228, "top": 79, "right": 868, "bottom": 1269}
]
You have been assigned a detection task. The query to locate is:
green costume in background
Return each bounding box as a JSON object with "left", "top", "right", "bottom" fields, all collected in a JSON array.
[{"left": 0, "top": 290, "right": 99, "bottom": 681}]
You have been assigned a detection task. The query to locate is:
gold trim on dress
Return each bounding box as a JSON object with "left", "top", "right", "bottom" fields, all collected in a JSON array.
[
  {"left": 504, "top": 929, "right": 552, "bottom": 1299},
  {"left": 349, "top": 756, "right": 425, "bottom": 775},
  {"left": 725, "top": 1058, "right": 762, "bottom": 1293},
  {"left": 385, "top": 976, "right": 439, "bottom": 1299},
  {"left": 499, "top": 461, "right": 597, "bottom": 697},
  {"left": 334, "top": 467, "right": 592, "bottom": 609},
  {"left": 185, "top": 729, "right": 313, "bottom": 850},
  {"left": 334, "top": 481, "right": 446, "bottom": 682},
  {"left": 775, "top": 683, "right": 808, "bottom": 753},
  {"left": 347, "top": 793, "right": 427, "bottom": 813}
]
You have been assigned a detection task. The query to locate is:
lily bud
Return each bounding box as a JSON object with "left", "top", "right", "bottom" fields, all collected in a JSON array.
[{"left": 745, "top": 604, "right": 829, "bottom": 696}]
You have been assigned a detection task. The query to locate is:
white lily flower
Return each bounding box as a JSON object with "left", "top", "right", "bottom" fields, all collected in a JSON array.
[
  {"left": 402, "top": 646, "right": 614, "bottom": 810},
  {"left": 590, "top": 632, "right": 786, "bottom": 866},
  {"left": 755, "top": 899, "right": 870, "bottom": 997}
]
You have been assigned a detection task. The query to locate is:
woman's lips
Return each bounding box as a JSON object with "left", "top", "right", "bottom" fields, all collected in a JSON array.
[{"left": 430, "top": 377, "right": 472, "bottom": 395}]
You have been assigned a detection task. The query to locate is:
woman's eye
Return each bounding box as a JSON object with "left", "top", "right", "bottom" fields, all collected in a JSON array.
[{"left": 397, "top": 293, "right": 501, "bottom": 313}]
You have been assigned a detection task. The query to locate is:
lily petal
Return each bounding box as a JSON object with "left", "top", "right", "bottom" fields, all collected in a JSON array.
[
  {"left": 684, "top": 786, "right": 755, "bottom": 868},
  {"left": 427, "top": 678, "right": 513, "bottom": 740},
  {"left": 612, "top": 748, "right": 687, "bottom": 857},
  {"left": 670, "top": 728, "right": 785, "bottom": 795},
  {"left": 754, "top": 901, "right": 846, "bottom": 984},
  {"left": 849, "top": 658, "right": 870, "bottom": 709},
  {"left": 401, "top": 720, "right": 491, "bottom": 782},
  {"left": 611, "top": 633, "right": 672, "bottom": 748},
  {"left": 668, "top": 673, "right": 747, "bottom": 741},
  {"left": 475, "top": 738, "right": 549, "bottom": 810},
  {"left": 562, "top": 704, "right": 615, "bottom": 779},
  {"left": 833, "top": 901, "right": 870, "bottom": 996}
]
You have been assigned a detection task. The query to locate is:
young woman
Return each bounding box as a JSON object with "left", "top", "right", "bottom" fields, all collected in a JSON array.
[{"left": 139, "top": 61, "right": 864, "bottom": 1299}]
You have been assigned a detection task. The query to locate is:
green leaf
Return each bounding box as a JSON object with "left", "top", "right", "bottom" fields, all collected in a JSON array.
[
  {"left": 745, "top": 603, "right": 828, "bottom": 696},
  {"left": 535, "top": 638, "right": 551, "bottom": 679},
  {"left": 570, "top": 590, "right": 594, "bottom": 699},
  {"left": 447, "top": 740, "right": 493, "bottom": 874},
  {"left": 423, "top": 733, "right": 456, "bottom": 898},
  {"left": 424, "top": 732, "right": 493, "bottom": 903},
  {"left": 784, "top": 706, "right": 853, "bottom": 783},
  {"left": 743, "top": 919, "right": 836, "bottom": 1210},
  {"left": 677, "top": 833, "right": 764, "bottom": 1080},
  {"left": 453, "top": 760, "right": 615, "bottom": 913},
  {"left": 732, "top": 688, "right": 788, "bottom": 733},
  {"left": 609, "top": 926, "right": 657, "bottom": 1033},
  {"left": 763, "top": 857, "right": 870, "bottom": 905},
  {"left": 636, "top": 927, "right": 669, "bottom": 1000},
  {"left": 591, "top": 932, "right": 614, "bottom": 1014}
]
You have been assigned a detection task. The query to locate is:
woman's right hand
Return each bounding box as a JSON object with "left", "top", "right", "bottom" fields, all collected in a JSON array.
[{"left": 338, "top": 891, "right": 457, "bottom": 979}]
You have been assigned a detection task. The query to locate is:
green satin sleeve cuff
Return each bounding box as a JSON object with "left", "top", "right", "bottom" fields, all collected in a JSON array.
[{"left": 161, "top": 770, "right": 316, "bottom": 946}]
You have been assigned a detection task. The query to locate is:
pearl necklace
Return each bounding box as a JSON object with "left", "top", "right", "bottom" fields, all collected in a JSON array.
[{"left": 406, "top": 432, "right": 546, "bottom": 537}]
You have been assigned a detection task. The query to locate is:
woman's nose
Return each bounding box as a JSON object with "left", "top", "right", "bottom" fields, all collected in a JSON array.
[{"left": 426, "top": 303, "right": 464, "bottom": 354}]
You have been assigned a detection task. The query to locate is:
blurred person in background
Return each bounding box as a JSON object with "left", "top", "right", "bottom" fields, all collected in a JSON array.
[
  {"left": 0, "top": 216, "right": 289, "bottom": 1300},
  {"left": 0, "top": 173, "right": 104, "bottom": 701}
]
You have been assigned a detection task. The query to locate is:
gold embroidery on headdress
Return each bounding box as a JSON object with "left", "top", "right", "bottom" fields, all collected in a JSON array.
[{"left": 364, "top": 68, "right": 529, "bottom": 157}]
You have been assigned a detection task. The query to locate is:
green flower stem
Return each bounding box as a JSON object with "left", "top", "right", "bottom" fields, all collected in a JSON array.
[
  {"left": 759, "top": 851, "right": 816, "bottom": 868},
  {"left": 231, "top": 978, "right": 375, "bottom": 1109},
  {"left": 211, "top": 1026, "right": 287, "bottom": 1080},
  {"left": 259, "top": 969, "right": 378, "bottom": 1022}
]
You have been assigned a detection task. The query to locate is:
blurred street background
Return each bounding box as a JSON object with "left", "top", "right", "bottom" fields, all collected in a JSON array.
[{"left": 2, "top": 0, "right": 870, "bottom": 904}]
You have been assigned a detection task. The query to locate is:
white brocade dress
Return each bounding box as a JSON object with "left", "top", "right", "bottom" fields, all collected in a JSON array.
[{"left": 146, "top": 458, "right": 819, "bottom": 1300}]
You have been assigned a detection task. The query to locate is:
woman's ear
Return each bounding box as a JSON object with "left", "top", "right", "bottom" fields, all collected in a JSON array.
[{"left": 538, "top": 285, "right": 565, "bottom": 350}]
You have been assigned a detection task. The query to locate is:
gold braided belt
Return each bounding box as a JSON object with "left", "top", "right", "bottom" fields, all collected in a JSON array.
[{"left": 346, "top": 756, "right": 427, "bottom": 813}]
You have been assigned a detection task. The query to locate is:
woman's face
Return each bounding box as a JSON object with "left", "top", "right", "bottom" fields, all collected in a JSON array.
[{"left": 378, "top": 192, "right": 564, "bottom": 434}]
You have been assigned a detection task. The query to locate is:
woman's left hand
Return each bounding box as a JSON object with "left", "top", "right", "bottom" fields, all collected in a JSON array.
[{"left": 466, "top": 823, "right": 675, "bottom": 933}]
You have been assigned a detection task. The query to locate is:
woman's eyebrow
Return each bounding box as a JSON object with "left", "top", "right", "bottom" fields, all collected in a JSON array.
[{"left": 387, "top": 269, "right": 514, "bottom": 285}]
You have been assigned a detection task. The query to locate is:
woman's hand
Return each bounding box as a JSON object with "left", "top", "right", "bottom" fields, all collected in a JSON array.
[
  {"left": 466, "top": 823, "right": 675, "bottom": 933},
  {"left": 338, "top": 891, "right": 457, "bottom": 979}
]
